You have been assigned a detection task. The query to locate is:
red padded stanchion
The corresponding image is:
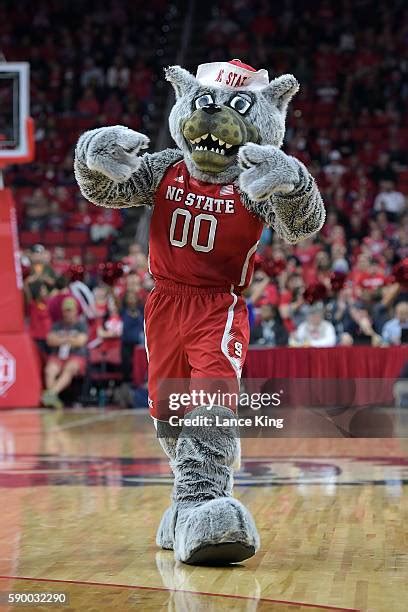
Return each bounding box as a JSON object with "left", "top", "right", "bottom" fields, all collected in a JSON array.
[{"left": 0, "top": 189, "right": 41, "bottom": 407}]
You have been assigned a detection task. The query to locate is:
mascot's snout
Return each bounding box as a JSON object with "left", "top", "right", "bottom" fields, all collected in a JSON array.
[{"left": 183, "top": 103, "right": 259, "bottom": 173}]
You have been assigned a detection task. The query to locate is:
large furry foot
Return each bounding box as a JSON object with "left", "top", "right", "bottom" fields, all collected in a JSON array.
[
  {"left": 175, "top": 497, "right": 259, "bottom": 565},
  {"left": 168, "top": 405, "right": 260, "bottom": 565}
]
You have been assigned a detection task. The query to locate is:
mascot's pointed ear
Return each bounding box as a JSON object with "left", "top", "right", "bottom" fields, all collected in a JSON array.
[
  {"left": 165, "top": 65, "right": 198, "bottom": 98},
  {"left": 261, "top": 74, "right": 299, "bottom": 113}
]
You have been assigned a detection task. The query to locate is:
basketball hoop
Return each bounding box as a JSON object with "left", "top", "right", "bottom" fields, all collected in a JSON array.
[
  {"left": 0, "top": 62, "right": 34, "bottom": 187},
  {"left": 0, "top": 116, "right": 35, "bottom": 170}
]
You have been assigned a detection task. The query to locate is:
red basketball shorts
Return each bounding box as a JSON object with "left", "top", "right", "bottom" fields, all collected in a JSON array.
[{"left": 144, "top": 280, "right": 249, "bottom": 421}]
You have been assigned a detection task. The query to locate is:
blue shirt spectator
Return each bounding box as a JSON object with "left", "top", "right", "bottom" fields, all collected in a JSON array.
[{"left": 382, "top": 302, "right": 408, "bottom": 345}]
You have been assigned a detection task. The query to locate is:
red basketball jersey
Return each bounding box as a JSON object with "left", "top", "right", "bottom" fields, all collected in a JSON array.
[{"left": 149, "top": 160, "right": 264, "bottom": 290}]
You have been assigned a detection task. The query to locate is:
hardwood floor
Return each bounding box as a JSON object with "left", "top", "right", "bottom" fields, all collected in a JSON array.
[{"left": 0, "top": 409, "right": 407, "bottom": 611}]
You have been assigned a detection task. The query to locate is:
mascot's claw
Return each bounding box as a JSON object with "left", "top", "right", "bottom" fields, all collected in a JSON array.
[
  {"left": 157, "top": 405, "right": 260, "bottom": 565},
  {"left": 238, "top": 142, "right": 300, "bottom": 201},
  {"left": 78, "top": 125, "right": 150, "bottom": 182}
]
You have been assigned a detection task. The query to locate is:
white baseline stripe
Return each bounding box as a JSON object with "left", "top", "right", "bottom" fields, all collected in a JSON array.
[{"left": 48, "top": 410, "right": 134, "bottom": 432}]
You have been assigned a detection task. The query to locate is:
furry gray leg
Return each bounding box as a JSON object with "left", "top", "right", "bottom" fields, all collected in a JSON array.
[
  {"left": 155, "top": 420, "right": 182, "bottom": 550},
  {"left": 172, "top": 405, "right": 260, "bottom": 565}
]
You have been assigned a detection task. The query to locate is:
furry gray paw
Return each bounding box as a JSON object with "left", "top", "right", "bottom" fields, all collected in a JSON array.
[
  {"left": 156, "top": 505, "right": 177, "bottom": 550},
  {"left": 238, "top": 142, "right": 300, "bottom": 201},
  {"left": 174, "top": 498, "right": 260, "bottom": 565},
  {"left": 78, "top": 125, "right": 150, "bottom": 182}
]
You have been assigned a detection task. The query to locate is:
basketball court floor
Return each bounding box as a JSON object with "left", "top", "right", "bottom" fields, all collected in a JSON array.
[{"left": 0, "top": 408, "right": 407, "bottom": 612}]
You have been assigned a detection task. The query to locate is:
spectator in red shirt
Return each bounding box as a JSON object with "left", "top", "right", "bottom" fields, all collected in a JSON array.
[
  {"left": 363, "top": 228, "right": 388, "bottom": 257},
  {"left": 76, "top": 87, "right": 100, "bottom": 116},
  {"left": 351, "top": 255, "right": 388, "bottom": 299},
  {"left": 249, "top": 269, "right": 280, "bottom": 308},
  {"left": 27, "top": 280, "right": 52, "bottom": 354},
  {"left": 294, "top": 238, "right": 321, "bottom": 267},
  {"left": 68, "top": 199, "right": 94, "bottom": 231}
]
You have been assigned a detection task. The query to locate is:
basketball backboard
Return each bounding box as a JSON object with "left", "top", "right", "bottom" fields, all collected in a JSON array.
[{"left": 0, "top": 62, "right": 34, "bottom": 167}]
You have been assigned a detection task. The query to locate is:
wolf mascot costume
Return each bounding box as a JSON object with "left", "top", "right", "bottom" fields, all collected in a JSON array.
[{"left": 74, "top": 60, "right": 325, "bottom": 565}]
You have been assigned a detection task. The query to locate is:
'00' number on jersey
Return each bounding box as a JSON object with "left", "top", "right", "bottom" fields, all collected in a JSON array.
[{"left": 169, "top": 208, "right": 218, "bottom": 253}]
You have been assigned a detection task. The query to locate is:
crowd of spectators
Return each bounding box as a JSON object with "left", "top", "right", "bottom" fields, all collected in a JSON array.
[
  {"left": 3, "top": 0, "right": 408, "bottom": 404},
  {"left": 22, "top": 227, "right": 408, "bottom": 407},
  {"left": 23, "top": 242, "right": 147, "bottom": 408},
  {"left": 2, "top": 0, "right": 178, "bottom": 191},
  {"left": 200, "top": 0, "right": 408, "bottom": 346}
]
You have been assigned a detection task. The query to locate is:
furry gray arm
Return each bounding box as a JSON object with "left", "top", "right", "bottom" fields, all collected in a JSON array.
[
  {"left": 238, "top": 143, "right": 325, "bottom": 244},
  {"left": 74, "top": 126, "right": 181, "bottom": 208}
]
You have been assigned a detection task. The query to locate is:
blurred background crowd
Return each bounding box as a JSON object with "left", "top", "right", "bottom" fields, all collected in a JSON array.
[{"left": 1, "top": 0, "right": 408, "bottom": 405}]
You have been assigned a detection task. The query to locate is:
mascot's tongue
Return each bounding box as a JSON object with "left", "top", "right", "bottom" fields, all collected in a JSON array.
[{"left": 196, "top": 59, "right": 270, "bottom": 91}]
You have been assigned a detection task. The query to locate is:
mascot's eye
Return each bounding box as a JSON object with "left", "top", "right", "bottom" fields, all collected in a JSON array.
[
  {"left": 195, "top": 94, "right": 214, "bottom": 109},
  {"left": 229, "top": 95, "right": 252, "bottom": 114}
]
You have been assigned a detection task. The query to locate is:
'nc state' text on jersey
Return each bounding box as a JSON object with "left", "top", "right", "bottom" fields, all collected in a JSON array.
[{"left": 165, "top": 186, "right": 235, "bottom": 214}]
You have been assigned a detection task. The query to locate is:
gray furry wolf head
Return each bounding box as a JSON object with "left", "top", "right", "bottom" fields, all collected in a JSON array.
[{"left": 165, "top": 59, "right": 299, "bottom": 184}]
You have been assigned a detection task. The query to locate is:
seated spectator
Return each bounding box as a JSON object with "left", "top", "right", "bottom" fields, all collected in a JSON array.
[
  {"left": 76, "top": 87, "right": 101, "bottom": 116},
  {"left": 25, "top": 244, "right": 57, "bottom": 291},
  {"left": 46, "top": 201, "right": 66, "bottom": 231},
  {"left": 42, "top": 298, "right": 88, "bottom": 408},
  {"left": 24, "top": 188, "right": 50, "bottom": 231},
  {"left": 97, "top": 298, "right": 123, "bottom": 342},
  {"left": 80, "top": 57, "right": 104, "bottom": 88},
  {"left": 342, "top": 302, "right": 382, "bottom": 346},
  {"left": 323, "top": 150, "right": 347, "bottom": 181},
  {"left": 52, "top": 247, "right": 69, "bottom": 276},
  {"left": 26, "top": 280, "right": 52, "bottom": 355},
  {"left": 90, "top": 208, "right": 122, "bottom": 242},
  {"left": 279, "top": 273, "right": 308, "bottom": 331},
  {"left": 382, "top": 302, "right": 408, "bottom": 345},
  {"left": 375, "top": 211, "right": 396, "bottom": 240},
  {"left": 67, "top": 199, "right": 93, "bottom": 231},
  {"left": 392, "top": 226, "right": 408, "bottom": 260},
  {"left": 102, "top": 92, "right": 124, "bottom": 121},
  {"left": 249, "top": 269, "right": 280, "bottom": 307},
  {"left": 48, "top": 276, "right": 82, "bottom": 323},
  {"left": 106, "top": 56, "right": 130, "bottom": 91},
  {"left": 120, "top": 290, "right": 144, "bottom": 385},
  {"left": 290, "top": 302, "right": 336, "bottom": 347},
  {"left": 250, "top": 304, "right": 288, "bottom": 346},
  {"left": 371, "top": 152, "right": 397, "bottom": 185},
  {"left": 93, "top": 285, "right": 109, "bottom": 319},
  {"left": 326, "top": 286, "right": 351, "bottom": 342},
  {"left": 362, "top": 227, "right": 388, "bottom": 257},
  {"left": 374, "top": 180, "right": 406, "bottom": 221}
]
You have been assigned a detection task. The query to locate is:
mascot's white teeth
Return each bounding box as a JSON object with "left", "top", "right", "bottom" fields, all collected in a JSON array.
[
  {"left": 190, "top": 133, "right": 233, "bottom": 155},
  {"left": 210, "top": 134, "right": 226, "bottom": 146},
  {"left": 194, "top": 144, "right": 225, "bottom": 155}
]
